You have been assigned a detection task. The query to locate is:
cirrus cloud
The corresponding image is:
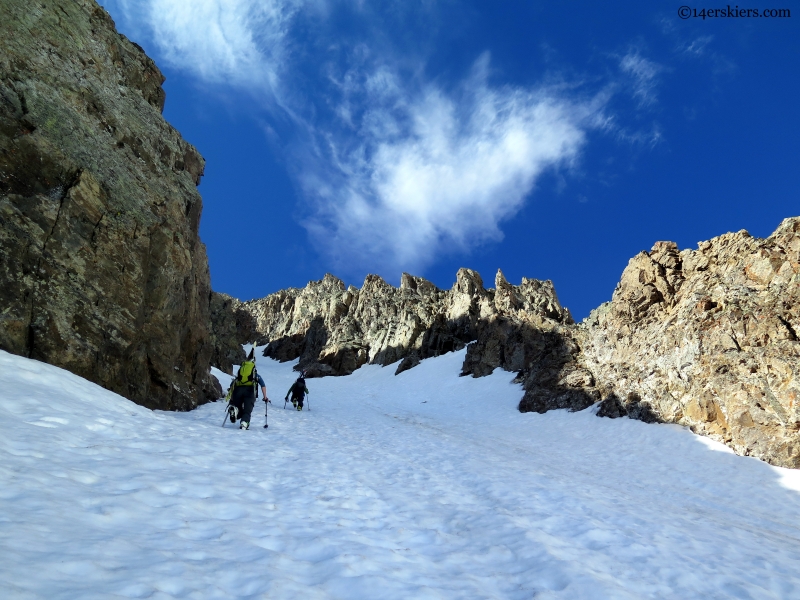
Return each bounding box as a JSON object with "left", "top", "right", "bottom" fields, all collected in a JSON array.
[{"left": 300, "top": 55, "right": 609, "bottom": 274}]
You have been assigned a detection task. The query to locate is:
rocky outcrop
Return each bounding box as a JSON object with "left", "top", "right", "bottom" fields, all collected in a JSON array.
[
  {"left": 580, "top": 218, "right": 800, "bottom": 468},
  {"left": 230, "top": 269, "right": 572, "bottom": 379},
  {"left": 0, "top": 0, "right": 219, "bottom": 409}
]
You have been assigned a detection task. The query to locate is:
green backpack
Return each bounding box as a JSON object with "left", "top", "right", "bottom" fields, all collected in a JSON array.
[{"left": 235, "top": 360, "right": 257, "bottom": 387}]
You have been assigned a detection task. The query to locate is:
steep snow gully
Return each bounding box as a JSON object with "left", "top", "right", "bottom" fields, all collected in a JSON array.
[{"left": 1, "top": 347, "right": 800, "bottom": 599}]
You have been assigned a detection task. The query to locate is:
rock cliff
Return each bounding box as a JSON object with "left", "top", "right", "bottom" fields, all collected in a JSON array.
[
  {"left": 0, "top": 0, "right": 219, "bottom": 409},
  {"left": 579, "top": 218, "right": 799, "bottom": 468}
]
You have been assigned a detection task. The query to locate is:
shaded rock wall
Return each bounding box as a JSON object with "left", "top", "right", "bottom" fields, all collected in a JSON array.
[
  {"left": 0, "top": 0, "right": 219, "bottom": 409},
  {"left": 208, "top": 292, "right": 250, "bottom": 374}
]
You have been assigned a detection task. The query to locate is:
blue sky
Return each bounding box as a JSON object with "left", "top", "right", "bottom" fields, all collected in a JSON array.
[{"left": 102, "top": 1, "right": 798, "bottom": 319}]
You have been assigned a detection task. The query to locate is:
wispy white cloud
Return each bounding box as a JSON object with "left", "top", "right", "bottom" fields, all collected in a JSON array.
[
  {"left": 107, "top": 0, "right": 306, "bottom": 99},
  {"left": 300, "top": 55, "right": 609, "bottom": 274},
  {"left": 619, "top": 50, "right": 663, "bottom": 107},
  {"left": 660, "top": 16, "right": 715, "bottom": 58},
  {"left": 681, "top": 35, "right": 714, "bottom": 57},
  {"left": 150, "top": 0, "right": 285, "bottom": 89}
]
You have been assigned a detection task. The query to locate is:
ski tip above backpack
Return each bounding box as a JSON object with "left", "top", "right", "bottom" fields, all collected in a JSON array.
[{"left": 247, "top": 347, "right": 255, "bottom": 361}]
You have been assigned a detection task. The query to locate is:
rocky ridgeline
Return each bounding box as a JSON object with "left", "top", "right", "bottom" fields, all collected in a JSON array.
[
  {"left": 214, "top": 218, "right": 799, "bottom": 468},
  {"left": 216, "top": 269, "right": 574, "bottom": 380},
  {"left": 0, "top": 0, "right": 219, "bottom": 409}
]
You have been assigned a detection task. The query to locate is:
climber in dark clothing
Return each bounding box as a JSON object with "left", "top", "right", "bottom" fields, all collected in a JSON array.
[
  {"left": 285, "top": 375, "right": 309, "bottom": 411},
  {"left": 227, "top": 349, "right": 268, "bottom": 429}
]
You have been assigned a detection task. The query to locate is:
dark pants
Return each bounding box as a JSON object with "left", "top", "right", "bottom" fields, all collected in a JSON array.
[
  {"left": 231, "top": 385, "right": 256, "bottom": 423},
  {"left": 292, "top": 393, "right": 304, "bottom": 408}
]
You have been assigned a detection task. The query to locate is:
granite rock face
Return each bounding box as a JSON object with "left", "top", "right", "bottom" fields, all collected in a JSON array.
[
  {"left": 0, "top": 0, "right": 219, "bottom": 409},
  {"left": 230, "top": 269, "right": 572, "bottom": 380},
  {"left": 581, "top": 218, "right": 800, "bottom": 468}
]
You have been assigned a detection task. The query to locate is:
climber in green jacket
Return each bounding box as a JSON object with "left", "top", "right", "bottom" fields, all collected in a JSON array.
[{"left": 227, "top": 348, "right": 268, "bottom": 429}]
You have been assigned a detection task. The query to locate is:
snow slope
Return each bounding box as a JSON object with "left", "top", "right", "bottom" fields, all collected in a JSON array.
[{"left": 1, "top": 347, "right": 800, "bottom": 599}]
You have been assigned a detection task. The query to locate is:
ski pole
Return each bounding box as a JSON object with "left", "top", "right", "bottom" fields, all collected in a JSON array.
[
  {"left": 221, "top": 401, "right": 230, "bottom": 427},
  {"left": 306, "top": 394, "right": 310, "bottom": 411},
  {"left": 283, "top": 398, "right": 287, "bottom": 410},
  {"left": 221, "top": 381, "right": 234, "bottom": 427},
  {"left": 263, "top": 395, "right": 270, "bottom": 428}
]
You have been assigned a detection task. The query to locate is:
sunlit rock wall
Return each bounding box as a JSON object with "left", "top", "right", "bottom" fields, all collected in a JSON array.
[{"left": 0, "top": 0, "right": 219, "bottom": 409}]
